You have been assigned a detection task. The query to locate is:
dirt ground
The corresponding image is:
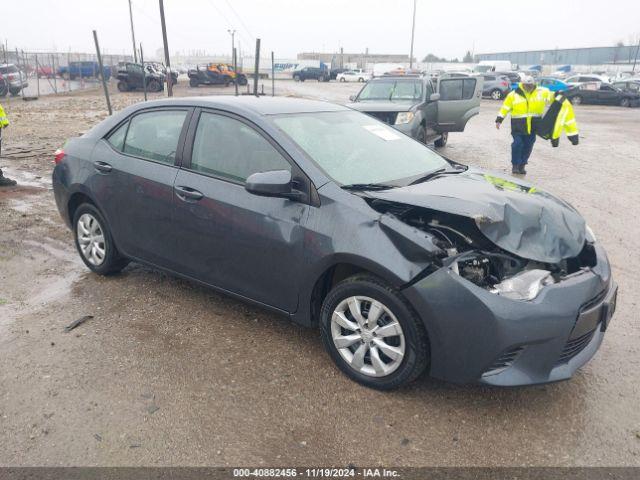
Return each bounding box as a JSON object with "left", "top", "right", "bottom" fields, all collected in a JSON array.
[{"left": 0, "top": 80, "right": 639, "bottom": 467}]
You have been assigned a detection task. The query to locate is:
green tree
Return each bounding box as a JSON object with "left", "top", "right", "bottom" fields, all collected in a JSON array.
[{"left": 422, "top": 53, "right": 446, "bottom": 62}]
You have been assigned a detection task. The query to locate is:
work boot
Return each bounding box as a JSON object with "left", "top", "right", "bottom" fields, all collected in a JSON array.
[
  {"left": 0, "top": 176, "right": 17, "bottom": 187},
  {"left": 518, "top": 165, "right": 527, "bottom": 175},
  {"left": 511, "top": 165, "right": 519, "bottom": 174}
]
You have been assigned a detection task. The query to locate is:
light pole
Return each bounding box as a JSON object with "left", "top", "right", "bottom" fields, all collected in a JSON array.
[
  {"left": 128, "top": 0, "right": 138, "bottom": 63},
  {"left": 227, "top": 29, "right": 236, "bottom": 64},
  {"left": 409, "top": 0, "right": 417, "bottom": 69}
]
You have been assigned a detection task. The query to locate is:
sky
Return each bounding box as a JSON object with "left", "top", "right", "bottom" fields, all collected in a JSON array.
[{"left": 3, "top": 0, "right": 640, "bottom": 60}]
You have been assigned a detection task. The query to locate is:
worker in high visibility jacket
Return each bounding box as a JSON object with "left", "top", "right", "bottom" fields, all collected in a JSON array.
[
  {"left": 0, "top": 102, "right": 16, "bottom": 187},
  {"left": 495, "top": 75, "right": 554, "bottom": 175}
]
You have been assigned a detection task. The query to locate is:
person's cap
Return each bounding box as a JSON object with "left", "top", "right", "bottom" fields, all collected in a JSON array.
[{"left": 522, "top": 75, "right": 535, "bottom": 85}]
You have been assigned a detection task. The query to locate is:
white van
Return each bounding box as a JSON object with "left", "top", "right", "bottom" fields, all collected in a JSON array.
[{"left": 473, "top": 60, "right": 515, "bottom": 73}]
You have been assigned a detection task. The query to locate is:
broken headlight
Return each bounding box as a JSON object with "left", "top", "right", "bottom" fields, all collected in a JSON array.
[
  {"left": 490, "top": 269, "right": 555, "bottom": 301},
  {"left": 585, "top": 224, "right": 596, "bottom": 243},
  {"left": 395, "top": 111, "right": 415, "bottom": 124}
]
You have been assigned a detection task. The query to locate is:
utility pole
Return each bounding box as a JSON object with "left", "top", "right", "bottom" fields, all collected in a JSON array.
[
  {"left": 128, "top": 0, "right": 138, "bottom": 63},
  {"left": 158, "top": 0, "right": 173, "bottom": 97},
  {"left": 633, "top": 37, "right": 640, "bottom": 73},
  {"left": 93, "top": 30, "right": 112, "bottom": 115},
  {"left": 228, "top": 29, "right": 236, "bottom": 64},
  {"left": 409, "top": 0, "right": 417, "bottom": 68},
  {"left": 253, "top": 38, "right": 261, "bottom": 96}
]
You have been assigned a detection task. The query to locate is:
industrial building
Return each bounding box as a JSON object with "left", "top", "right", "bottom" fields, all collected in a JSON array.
[
  {"left": 297, "top": 51, "right": 412, "bottom": 69},
  {"left": 476, "top": 45, "right": 639, "bottom": 66}
]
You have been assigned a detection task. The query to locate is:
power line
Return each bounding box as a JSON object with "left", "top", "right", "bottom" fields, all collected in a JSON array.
[{"left": 222, "top": 0, "right": 255, "bottom": 42}]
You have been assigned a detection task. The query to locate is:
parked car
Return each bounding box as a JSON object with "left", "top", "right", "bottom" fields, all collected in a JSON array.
[
  {"left": 57, "top": 61, "right": 111, "bottom": 81},
  {"left": 564, "top": 74, "right": 610, "bottom": 85},
  {"left": 330, "top": 68, "right": 349, "bottom": 80},
  {"left": 336, "top": 70, "right": 371, "bottom": 83},
  {"left": 612, "top": 79, "right": 640, "bottom": 93},
  {"left": 480, "top": 74, "right": 510, "bottom": 100},
  {"left": 145, "top": 62, "right": 178, "bottom": 86},
  {"left": 495, "top": 71, "right": 523, "bottom": 90},
  {"left": 0, "top": 64, "right": 28, "bottom": 96},
  {"left": 116, "top": 62, "right": 164, "bottom": 92},
  {"left": 538, "top": 77, "right": 571, "bottom": 92},
  {"left": 51, "top": 96, "right": 617, "bottom": 389},
  {"left": 292, "top": 66, "right": 329, "bottom": 82},
  {"left": 347, "top": 74, "right": 482, "bottom": 148},
  {"left": 187, "top": 66, "right": 233, "bottom": 87},
  {"left": 564, "top": 83, "right": 640, "bottom": 107}
]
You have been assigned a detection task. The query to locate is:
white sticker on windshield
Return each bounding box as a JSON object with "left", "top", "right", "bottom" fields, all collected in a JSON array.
[{"left": 363, "top": 124, "right": 401, "bottom": 141}]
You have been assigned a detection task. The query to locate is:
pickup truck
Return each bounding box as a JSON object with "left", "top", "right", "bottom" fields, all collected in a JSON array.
[{"left": 57, "top": 61, "right": 111, "bottom": 80}]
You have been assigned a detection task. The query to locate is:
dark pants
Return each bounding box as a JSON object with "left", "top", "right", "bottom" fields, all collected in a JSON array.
[
  {"left": 0, "top": 128, "right": 3, "bottom": 177},
  {"left": 511, "top": 132, "right": 536, "bottom": 166}
]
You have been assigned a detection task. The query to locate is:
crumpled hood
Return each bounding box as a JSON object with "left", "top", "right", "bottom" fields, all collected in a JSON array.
[
  {"left": 367, "top": 168, "right": 586, "bottom": 263},
  {"left": 346, "top": 102, "right": 413, "bottom": 113}
]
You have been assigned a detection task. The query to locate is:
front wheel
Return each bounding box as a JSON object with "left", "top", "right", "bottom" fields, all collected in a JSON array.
[
  {"left": 73, "top": 203, "right": 129, "bottom": 275},
  {"left": 434, "top": 132, "right": 448, "bottom": 148},
  {"left": 117, "top": 80, "right": 129, "bottom": 92},
  {"left": 339, "top": 77, "right": 346, "bottom": 82},
  {"left": 148, "top": 79, "right": 162, "bottom": 92},
  {"left": 570, "top": 95, "right": 582, "bottom": 105},
  {"left": 320, "top": 275, "right": 430, "bottom": 390},
  {"left": 189, "top": 77, "right": 199, "bottom": 87},
  {"left": 490, "top": 89, "right": 503, "bottom": 100},
  {"left": 620, "top": 98, "right": 631, "bottom": 108},
  {"left": 358, "top": 77, "right": 365, "bottom": 82}
]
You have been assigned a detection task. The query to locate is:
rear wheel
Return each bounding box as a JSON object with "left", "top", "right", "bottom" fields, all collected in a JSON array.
[
  {"left": 570, "top": 95, "right": 582, "bottom": 105},
  {"left": 73, "top": 203, "right": 129, "bottom": 275},
  {"left": 490, "top": 89, "right": 503, "bottom": 100},
  {"left": 117, "top": 80, "right": 129, "bottom": 92},
  {"left": 320, "top": 274, "right": 429, "bottom": 390},
  {"left": 293, "top": 74, "right": 301, "bottom": 82},
  {"left": 358, "top": 77, "right": 365, "bottom": 82},
  {"left": 189, "top": 77, "right": 199, "bottom": 87},
  {"left": 620, "top": 98, "right": 631, "bottom": 107},
  {"left": 148, "top": 79, "right": 162, "bottom": 92},
  {"left": 339, "top": 77, "right": 346, "bottom": 82},
  {"left": 434, "top": 132, "right": 448, "bottom": 148}
]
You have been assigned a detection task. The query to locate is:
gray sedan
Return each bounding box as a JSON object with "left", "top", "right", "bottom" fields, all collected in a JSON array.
[{"left": 52, "top": 96, "right": 616, "bottom": 389}]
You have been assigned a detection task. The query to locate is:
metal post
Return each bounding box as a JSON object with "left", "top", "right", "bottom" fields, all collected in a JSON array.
[
  {"left": 271, "top": 51, "right": 275, "bottom": 96},
  {"left": 228, "top": 29, "right": 236, "bottom": 64},
  {"left": 16, "top": 49, "right": 25, "bottom": 100},
  {"left": 140, "top": 43, "right": 147, "bottom": 101},
  {"left": 633, "top": 38, "right": 640, "bottom": 73},
  {"left": 253, "top": 38, "right": 260, "bottom": 96},
  {"left": 158, "top": 0, "right": 173, "bottom": 97},
  {"left": 51, "top": 54, "right": 58, "bottom": 93},
  {"left": 233, "top": 47, "right": 239, "bottom": 96},
  {"left": 35, "top": 54, "right": 40, "bottom": 97},
  {"left": 128, "top": 0, "right": 138, "bottom": 63},
  {"left": 93, "top": 30, "right": 112, "bottom": 115},
  {"left": 409, "top": 0, "right": 417, "bottom": 69},
  {"left": 67, "top": 51, "right": 71, "bottom": 92}
]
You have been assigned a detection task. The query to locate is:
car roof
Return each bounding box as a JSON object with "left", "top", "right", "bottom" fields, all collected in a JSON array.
[{"left": 129, "top": 95, "right": 348, "bottom": 116}]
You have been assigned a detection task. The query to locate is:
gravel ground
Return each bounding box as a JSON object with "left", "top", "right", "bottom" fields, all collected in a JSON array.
[{"left": 0, "top": 81, "right": 639, "bottom": 467}]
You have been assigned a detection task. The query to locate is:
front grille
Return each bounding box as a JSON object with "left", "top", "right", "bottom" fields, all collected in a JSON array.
[
  {"left": 556, "top": 328, "right": 596, "bottom": 365},
  {"left": 367, "top": 111, "right": 397, "bottom": 125},
  {"left": 482, "top": 346, "right": 525, "bottom": 377}
]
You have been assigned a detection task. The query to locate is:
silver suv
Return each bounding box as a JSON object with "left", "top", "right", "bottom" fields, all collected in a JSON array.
[
  {"left": 347, "top": 75, "right": 482, "bottom": 148},
  {"left": 481, "top": 74, "right": 511, "bottom": 100}
]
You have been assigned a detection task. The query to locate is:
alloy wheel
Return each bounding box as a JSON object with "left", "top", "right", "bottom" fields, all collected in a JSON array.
[
  {"left": 330, "top": 296, "right": 405, "bottom": 378},
  {"left": 491, "top": 89, "right": 502, "bottom": 100},
  {"left": 77, "top": 213, "right": 106, "bottom": 266}
]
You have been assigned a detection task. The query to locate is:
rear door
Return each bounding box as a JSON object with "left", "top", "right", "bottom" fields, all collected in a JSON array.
[
  {"left": 90, "top": 107, "right": 192, "bottom": 268},
  {"left": 435, "top": 76, "right": 483, "bottom": 132},
  {"left": 171, "top": 109, "right": 311, "bottom": 312}
]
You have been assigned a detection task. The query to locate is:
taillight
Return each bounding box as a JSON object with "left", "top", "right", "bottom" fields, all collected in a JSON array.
[
  {"left": 502, "top": 81, "right": 508, "bottom": 86},
  {"left": 54, "top": 149, "right": 66, "bottom": 165}
]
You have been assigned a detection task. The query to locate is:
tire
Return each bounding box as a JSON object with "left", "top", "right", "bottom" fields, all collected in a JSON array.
[
  {"left": 320, "top": 274, "right": 429, "bottom": 390},
  {"left": 416, "top": 126, "right": 426, "bottom": 144},
  {"left": 117, "top": 80, "right": 129, "bottom": 92},
  {"left": 9, "top": 88, "right": 20, "bottom": 96},
  {"left": 0, "top": 84, "right": 7, "bottom": 97},
  {"left": 490, "top": 89, "right": 503, "bottom": 100},
  {"left": 358, "top": 77, "right": 365, "bottom": 82},
  {"left": 434, "top": 132, "right": 448, "bottom": 148},
  {"left": 620, "top": 98, "right": 631, "bottom": 108},
  {"left": 72, "top": 203, "right": 129, "bottom": 276},
  {"left": 148, "top": 79, "right": 162, "bottom": 92},
  {"left": 237, "top": 76, "right": 248, "bottom": 86},
  {"left": 293, "top": 75, "right": 300, "bottom": 82},
  {"left": 189, "top": 77, "right": 199, "bottom": 87},
  {"left": 339, "top": 77, "right": 346, "bottom": 82},
  {"left": 570, "top": 95, "right": 582, "bottom": 105}
]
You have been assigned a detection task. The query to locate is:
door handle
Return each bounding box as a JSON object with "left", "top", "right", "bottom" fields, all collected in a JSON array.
[
  {"left": 93, "top": 161, "right": 112, "bottom": 173},
  {"left": 174, "top": 185, "right": 204, "bottom": 201}
]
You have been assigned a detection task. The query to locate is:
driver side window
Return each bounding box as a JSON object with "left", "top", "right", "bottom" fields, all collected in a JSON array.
[{"left": 190, "top": 112, "right": 291, "bottom": 183}]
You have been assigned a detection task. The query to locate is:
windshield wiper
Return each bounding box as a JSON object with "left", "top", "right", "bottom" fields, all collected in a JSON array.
[
  {"left": 341, "top": 183, "right": 396, "bottom": 191},
  {"left": 408, "top": 168, "right": 448, "bottom": 185}
]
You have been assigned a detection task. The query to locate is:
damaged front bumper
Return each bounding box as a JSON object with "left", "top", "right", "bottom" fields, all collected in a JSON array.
[{"left": 401, "top": 242, "right": 617, "bottom": 386}]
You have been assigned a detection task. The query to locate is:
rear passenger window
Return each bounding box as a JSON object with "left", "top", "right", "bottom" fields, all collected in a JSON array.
[
  {"left": 190, "top": 112, "right": 291, "bottom": 183},
  {"left": 123, "top": 110, "right": 187, "bottom": 164},
  {"left": 107, "top": 121, "right": 128, "bottom": 151}
]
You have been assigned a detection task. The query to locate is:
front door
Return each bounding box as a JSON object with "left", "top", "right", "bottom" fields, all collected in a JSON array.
[
  {"left": 435, "top": 76, "right": 483, "bottom": 132},
  {"left": 126, "top": 63, "right": 145, "bottom": 89},
  {"left": 90, "top": 108, "right": 191, "bottom": 268},
  {"left": 171, "top": 109, "right": 309, "bottom": 312}
]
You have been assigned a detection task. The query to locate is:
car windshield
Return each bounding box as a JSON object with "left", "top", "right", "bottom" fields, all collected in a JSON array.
[
  {"left": 0, "top": 65, "right": 19, "bottom": 74},
  {"left": 357, "top": 79, "right": 423, "bottom": 102},
  {"left": 272, "top": 110, "right": 448, "bottom": 186}
]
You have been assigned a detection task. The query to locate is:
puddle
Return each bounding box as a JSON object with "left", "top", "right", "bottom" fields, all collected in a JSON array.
[{"left": 0, "top": 167, "right": 51, "bottom": 189}]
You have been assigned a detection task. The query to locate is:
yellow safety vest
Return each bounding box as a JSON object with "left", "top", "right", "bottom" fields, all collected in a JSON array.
[
  {"left": 0, "top": 103, "right": 9, "bottom": 128},
  {"left": 497, "top": 84, "right": 554, "bottom": 134}
]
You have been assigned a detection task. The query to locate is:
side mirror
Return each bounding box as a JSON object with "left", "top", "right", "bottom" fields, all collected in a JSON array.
[
  {"left": 245, "top": 170, "right": 302, "bottom": 200},
  {"left": 348, "top": 94, "right": 356, "bottom": 102},
  {"left": 429, "top": 93, "right": 440, "bottom": 102}
]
